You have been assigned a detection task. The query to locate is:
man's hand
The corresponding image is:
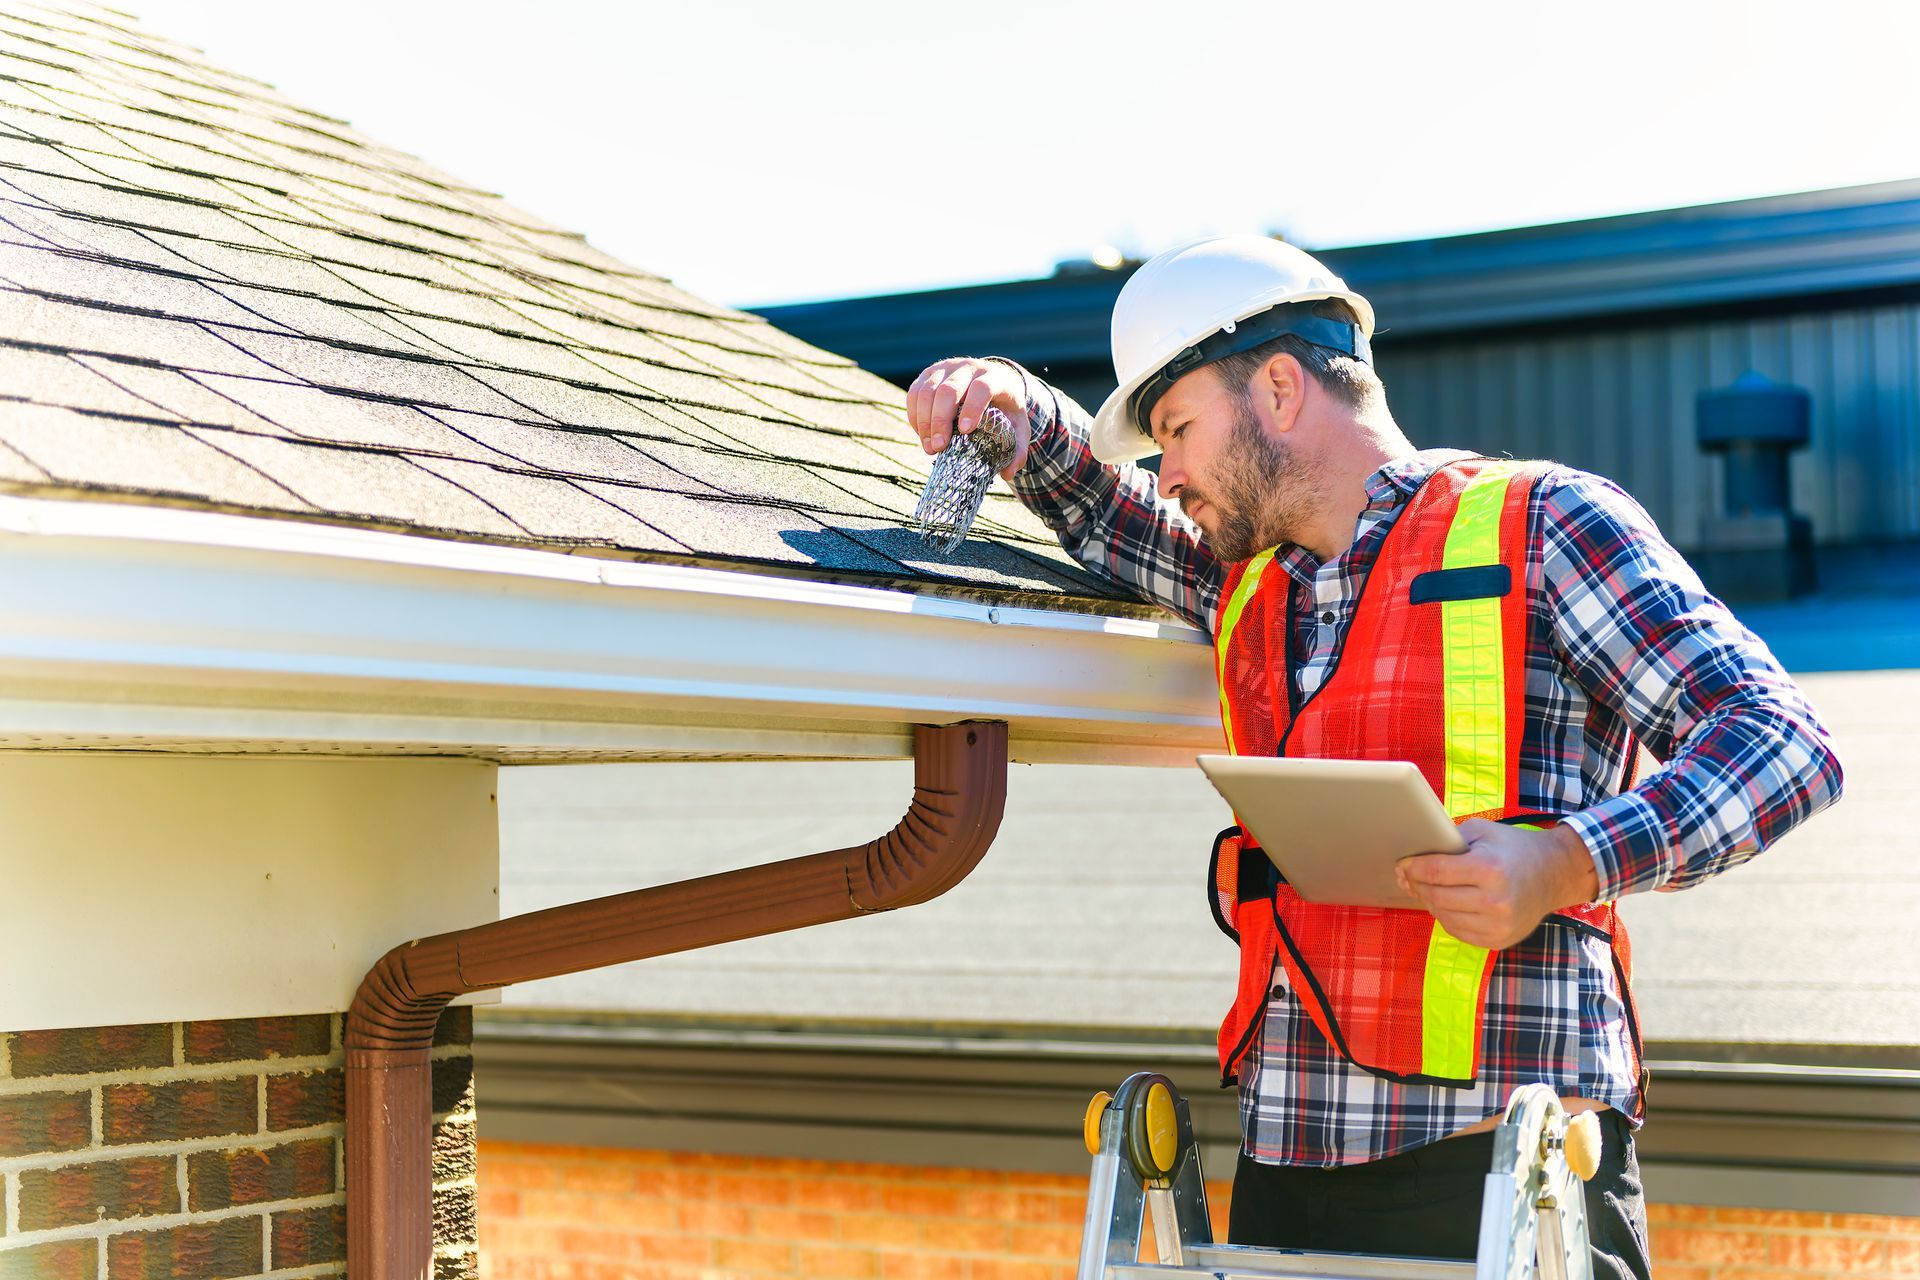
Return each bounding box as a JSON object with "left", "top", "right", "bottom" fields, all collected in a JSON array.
[
  {"left": 1397, "top": 820, "right": 1602, "bottom": 950},
  {"left": 906, "top": 357, "right": 1032, "bottom": 480}
]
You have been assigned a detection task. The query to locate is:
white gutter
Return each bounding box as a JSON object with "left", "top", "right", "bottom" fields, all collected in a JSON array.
[{"left": 0, "top": 494, "right": 1221, "bottom": 767}]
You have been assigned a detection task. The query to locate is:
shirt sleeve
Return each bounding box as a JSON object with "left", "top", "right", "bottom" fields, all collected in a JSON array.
[
  {"left": 1540, "top": 469, "right": 1845, "bottom": 899},
  {"left": 990, "top": 357, "right": 1225, "bottom": 632}
]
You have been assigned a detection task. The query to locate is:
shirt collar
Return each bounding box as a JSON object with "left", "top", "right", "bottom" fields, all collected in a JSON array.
[{"left": 1366, "top": 448, "right": 1481, "bottom": 507}]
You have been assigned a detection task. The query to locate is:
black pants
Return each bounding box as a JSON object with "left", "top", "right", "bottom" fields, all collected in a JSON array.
[{"left": 1227, "top": 1109, "right": 1651, "bottom": 1280}]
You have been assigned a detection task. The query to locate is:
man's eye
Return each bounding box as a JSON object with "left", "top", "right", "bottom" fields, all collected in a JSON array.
[{"left": 1170, "top": 423, "right": 1187, "bottom": 441}]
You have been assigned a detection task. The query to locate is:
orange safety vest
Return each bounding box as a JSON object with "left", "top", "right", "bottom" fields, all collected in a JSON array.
[{"left": 1208, "top": 457, "right": 1643, "bottom": 1091}]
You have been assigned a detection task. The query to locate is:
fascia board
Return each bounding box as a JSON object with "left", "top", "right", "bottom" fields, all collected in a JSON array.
[{"left": 0, "top": 496, "right": 1221, "bottom": 766}]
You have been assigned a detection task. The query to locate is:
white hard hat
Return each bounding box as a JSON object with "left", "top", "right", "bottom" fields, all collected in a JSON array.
[{"left": 1089, "top": 235, "right": 1376, "bottom": 463}]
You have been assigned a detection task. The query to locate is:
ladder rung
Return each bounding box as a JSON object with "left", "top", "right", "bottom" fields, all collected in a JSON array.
[{"left": 1107, "top": 1244, "right": 1477, "bottom": 1280}]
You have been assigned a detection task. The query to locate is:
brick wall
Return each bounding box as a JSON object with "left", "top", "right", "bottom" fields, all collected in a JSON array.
[
  {"left": 476, "top": 1143, "right": 1919, "bottom": 1280},
  {"left": 0, "top": 1009, "right": 476, "bottom": 1279}
]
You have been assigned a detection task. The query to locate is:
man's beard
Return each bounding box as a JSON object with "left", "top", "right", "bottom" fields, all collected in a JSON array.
[{"left": 1179, "top": 398, "right": 1307, "bottom": 564}]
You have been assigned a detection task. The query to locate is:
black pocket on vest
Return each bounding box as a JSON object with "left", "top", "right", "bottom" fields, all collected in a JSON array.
[{"left": 1409, "top": 564, "right": 1512, "bottom": 604}]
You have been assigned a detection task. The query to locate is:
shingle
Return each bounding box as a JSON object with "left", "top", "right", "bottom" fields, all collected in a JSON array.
[
  {"left": 0, "top": 341, "right": 178, "bottom": 418},
  {"left": 0, "top": 166, "right": 287, "bottom": 247},
  {"left": 569, "top": 349, "right": 775, "bottom": 417},
  {"left": 71, "top": 356, "right": 286, "bottom": 433},
  {"left": 734, "top": 384, "right": 908, "bottom": 438},
  {"left": 193, "top": 426, "right": 522, "bottom": 535},
  {"left": 0, "top": 287, "right": 290, "bottom": 376},
  {"left": 325, "top": 263, "right": 530, "bottom": 330},
  {"left": 653, "top": 332, "right": 867, "bottom": 400},
  {"left": 398, "top": 316, "right": 614, "bottom": 383},
  {"left": 493, "top": 298, "right": 719, "bottom": 371},
  {"left": 0, "top": 400, "right": 311, "bottom": 508},
  {"left": 0, "top": 131, "right": 119, "bottom": 182},
  {"left": 191, "top": 374, "right": 521, "bottom": 463},
  {"left": 0, "top": 432, "right": 50, "bottom": 481},
  {"left": 206, "top": 325, "right": 543, "bottom": 417},
  {"left": 806, "top": 466, "right": 923, "bottom": 522},
  {"left": 139, "top": 231, "right": 389, "bottom": 303},
  {"left": 0, "top": 239, "right": 290, "bottom": 328},
  {"left": 461, "top": 365, "right": 682, "bottom": 432},
  {"left": 575, "top": 482, "right": 902, "bottom": 574},
  {"left": 630, "top": 439, "right": 894, "bottom": 521},
  {"left": 0, "top": 199, "right": 211, "bottom": 270},
  {"left": 827, "top": 514, "right": 1109, "bottom": 598},
  {"left": 421, "top": 408, "right": 716, "bottom": 490},
  {"left": 60, "top": 148, "right": 257, "bottom": 206},
  {"left": 715, "top": 414, "right": 921, "bottom": 476},
  {"left": 717, "top": 318, "right": 857, "bottom": 368},
  {"left": 199, "top": 282, "right": 430, "bottom": 353},
  {"left": 408, "top": 455, "right": 687, "bottom": 551}
]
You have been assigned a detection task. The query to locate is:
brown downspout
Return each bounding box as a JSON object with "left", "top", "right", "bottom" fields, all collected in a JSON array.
[{"left": 345, "top": 721, "right": 1008, "bottom": 1280}]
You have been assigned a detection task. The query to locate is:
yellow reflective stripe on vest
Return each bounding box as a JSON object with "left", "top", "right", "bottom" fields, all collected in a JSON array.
[
  {"left": 1421, "top": 924, "right": 1486, "bottom": 1079},
  {"left": 1438, "top": 462, "right": 1519, "bottom": 819},
  {"left": 1421, "top": 461, "right": 1520, "bottom": 1079},
  {"left": 1213, "top": 548, "right": 1277, "bottom": 756}
]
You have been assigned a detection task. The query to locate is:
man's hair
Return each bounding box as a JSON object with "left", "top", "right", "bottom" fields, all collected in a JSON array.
[{"left": 1206, "top": 298, "right": 1383, "bottom": 413}]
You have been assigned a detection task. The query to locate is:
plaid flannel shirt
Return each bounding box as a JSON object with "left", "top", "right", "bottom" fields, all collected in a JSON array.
[{"left": 999, "top": 362, "right": 1845, "bottom": 1167}]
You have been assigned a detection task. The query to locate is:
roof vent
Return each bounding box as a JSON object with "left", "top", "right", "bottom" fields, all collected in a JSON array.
[{"left": 1694, "top": 371, "right": 1816, "bottom": 601}]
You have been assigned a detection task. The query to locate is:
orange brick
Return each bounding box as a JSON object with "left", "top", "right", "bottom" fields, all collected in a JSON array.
[
  {"left": 1655, "top": 1228, "right": 1774, "bottom": 1266},
  {"left": 678, "top": 1200, "right": 752, "bottom": 1238},
  {"left": 1009, "top": 1225, "right": 1081, "bottom": 1260},
  {"left": 1646, "top": 1202, "right": 1712, "bottom": 1225},
  {"left": 627, "top": 1234, "right": 713, "bottom": 1267},
  {"left": 799, "top": 1245, "right": 878, "bottom": 1278},
  {"left": 632, "top": 1168, "right": 716, "bottom": 1200},
  {"left": 555, "top": 1226, "right": 640, "bottom": 1259},
  {"left": 1714, "top": 1206, "right": 1825, "bottom": 1229},
  {"left": 1833, "top": 1212, "right": 1920, "bottom": 1236},
  {"left": 840, "top": 1213, "right": 921, "bottom": 1249},
  {"left": 922, "top": 1219, "right": 1010, "bottom": 1252},
  {"left": 960, "top": 1189, "right": 1018, "bottom": 1220},
  {"left": 477, "top": 1188, "right": 520, "bottom": 1219},
  {"left": 1771, "top": 1233, "right": 1888, "bottom": 1270},
  {"left": 970, "top": 1260, "right": 1070, "bottom": 1280},
  {"left": 716, "top": 1239, "right": 796, "bottom": 1272},
  {"left": 878, "top": 1251, "right": 964, "bottom": 1280},
  {"left": 480, "top": 1219, "right": 565, "bottom": 1257},
  {"left": 478, "top": 1158, "right": 559, "bottom": 1190},
  {"left": 558, "top": 1159, "right": 636, "bottom": 1193},
  {"left": 1889, "top": 1238, "right": 1920, "bottom": 1274},
  {"left": 1013, "top": 1192, "right": 1086, "bottom": 1226},
  {"left": 712, "top": 1170, "right": 796, "bottom": 1207},
  {"left": 753, "top": 1207, "right": 839, "bottom": 1242},
  {"left": 1002, "top": 1171, "right": 1081, "bottom": 1191},
  {"left": 519, "top": 1190, "right": 602, "bottom": 1224},
  {"left": 1652, "top": 1268, "right": 1711, "bottom": 1280},
  {"left": 797, "top": 1177, "right": 882, "bottom": 1213},
  {"left": 667, "top": 1150, "right": 754, "bottom": 1171},
  {"left": 594, "top": 1195, "right": 677, "bottom": 1233},
  {"left": 881, "top": 1185, "right": 965, "bottom": 1218}
]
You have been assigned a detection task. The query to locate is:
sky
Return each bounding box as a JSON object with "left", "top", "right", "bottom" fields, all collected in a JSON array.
[{"left": 123, "top": 1, "right": 1920, "bottom": 309}]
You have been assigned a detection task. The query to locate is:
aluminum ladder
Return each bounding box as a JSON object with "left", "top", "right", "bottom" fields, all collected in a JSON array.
[{"left": 1076, "top": 1074, "right": 1602, "bottom": 1280}]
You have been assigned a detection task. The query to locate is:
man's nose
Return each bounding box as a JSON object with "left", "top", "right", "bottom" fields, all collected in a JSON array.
[{"left": 1158, "top": 454, "right": 1186, "bottom": 496}]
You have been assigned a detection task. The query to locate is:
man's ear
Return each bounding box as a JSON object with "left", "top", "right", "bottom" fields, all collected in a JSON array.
[{"left": 1261, "top": 351, "right": 1309, "bottom": 435}]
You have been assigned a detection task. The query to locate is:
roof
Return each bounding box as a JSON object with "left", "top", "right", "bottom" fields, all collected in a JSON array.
[
  {"left": 0, "top": 1, "right": 1127, "bottom": 610},
  {"left": 757, "top": 178, "right": 1920, "bottom": 380},
  {"left": 495, "top": 549, "right": 1920, "bottom": 1054}
]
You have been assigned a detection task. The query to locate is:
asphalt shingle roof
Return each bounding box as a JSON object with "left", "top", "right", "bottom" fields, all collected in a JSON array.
[{"left": 0, "top": 2, "right": 1136, "bottom": 610}]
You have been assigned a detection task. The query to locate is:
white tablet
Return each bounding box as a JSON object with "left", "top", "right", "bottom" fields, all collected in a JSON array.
[{"left": 1195, "top": 756, "right": 1467, "bottom": 908}]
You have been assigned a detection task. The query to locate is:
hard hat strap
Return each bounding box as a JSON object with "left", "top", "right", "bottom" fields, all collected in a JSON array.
[{"left": 1130, "top": 302, "right": 1372, "bottom": 439}]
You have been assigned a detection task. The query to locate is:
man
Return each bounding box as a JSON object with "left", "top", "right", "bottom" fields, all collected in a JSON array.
[{"left": 903, "top": 236, "right": 1843, "bottom": 1278}]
